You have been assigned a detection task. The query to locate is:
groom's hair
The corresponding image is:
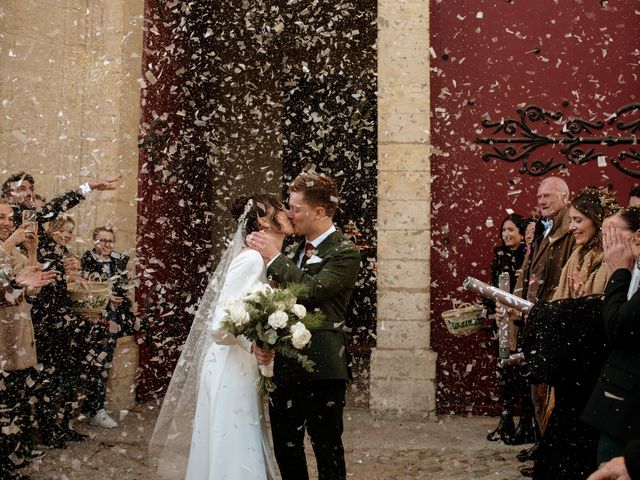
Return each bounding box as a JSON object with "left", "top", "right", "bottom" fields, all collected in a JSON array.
[{"left": 289, "top": 172, "right": 339, "bottom": 217}]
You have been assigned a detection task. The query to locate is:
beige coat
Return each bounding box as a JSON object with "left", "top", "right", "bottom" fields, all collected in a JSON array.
[
  {"left": 552, "top": 246, "right": 609, "bottom": 300},
  {"left": 0, "top": 244, "right": 38, "bottom": 372}
]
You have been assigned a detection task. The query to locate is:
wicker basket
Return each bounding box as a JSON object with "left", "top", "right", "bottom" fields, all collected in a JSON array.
[
  {"left": 67, "top": 274, "right": 112, "bottom": 316},
  {"left": 442, "top": 304, "right": 485, "bottom": 336}
]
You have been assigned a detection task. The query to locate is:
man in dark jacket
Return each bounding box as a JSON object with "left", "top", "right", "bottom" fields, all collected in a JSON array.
[
  {"left": 511, "top": 176, "right": 576, "bottom": 471},
  {"left": 1, "top": 171, "right": 120, "bottom": 230},
  {"left": 250, "top": 172, "right": 361, "bottom": 480}
]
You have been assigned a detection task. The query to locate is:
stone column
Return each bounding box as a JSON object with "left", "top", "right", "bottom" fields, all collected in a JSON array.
[
  {"left": 0, "top": 0, "right": 143, "bottom": 255},
  {"left": 369, "top": 0, "right": 436, "bottom": 418}
]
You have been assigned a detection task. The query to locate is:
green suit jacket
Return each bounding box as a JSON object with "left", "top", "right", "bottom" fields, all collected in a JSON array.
[{"left": 268, "top": 229, "right": 361, "bottom": 381}]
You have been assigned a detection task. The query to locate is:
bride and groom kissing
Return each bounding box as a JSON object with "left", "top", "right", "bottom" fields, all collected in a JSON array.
[{"left": 150, "top": 171, "right": 362, "bottom": 480}]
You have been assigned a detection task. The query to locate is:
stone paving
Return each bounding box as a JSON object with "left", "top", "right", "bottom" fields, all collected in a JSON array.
[{"left": 24, "top": 403, "right": 527, "bottom": 480}]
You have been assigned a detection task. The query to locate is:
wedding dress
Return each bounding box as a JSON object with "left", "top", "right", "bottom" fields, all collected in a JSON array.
[
  {"left": 185, "top": 249, "right": 275, "bottom": 480},
  {"left": 150, "top": 211, "right": 276, "bottom": 480}
]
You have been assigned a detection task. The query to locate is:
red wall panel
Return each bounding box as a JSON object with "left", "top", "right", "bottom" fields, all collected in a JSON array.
[{"left": 430, "top": 0, "right": 639, "bottom": 414}]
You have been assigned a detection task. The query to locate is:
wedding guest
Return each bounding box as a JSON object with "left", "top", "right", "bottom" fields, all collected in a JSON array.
[
  {"left": 79, "top": 227, "right": 135, "bottom": 429},
  {"left": 552, "top": 187, "right": 618, "bottom": 300},
  {"left": 524, "top": 188, "right": 619, "bottom": 480},
  {"left": 0, "top": 201, "right": 55, "bottom": 479},
  {"left": 81, "top": 227, "right": 136, "bottom": 336},
  {"left": 485, "top": 213, "right": 531, "bottom": 444},
  {"left": 511, "top": 177, "right": 576, "bottom": 471},
  {"left": 524, "top": 218, "right": 537, "bottom": 254},
  {"left": 1, "top": 172, "right": 120, "bottom": 233},
  {"left": 582, "top": 206, "right": 640, "bottom": 464},
  {"left": 30, "top": 217, "right": 89, "bottom": 447}
]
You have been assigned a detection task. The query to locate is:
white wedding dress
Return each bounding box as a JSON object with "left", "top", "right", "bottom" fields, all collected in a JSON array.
[
  {"left": 150, "top": 246, "right": 277, "bottom": 480},
  {"left": 185, "top": 249, "right": 276, "bottom": 480}
]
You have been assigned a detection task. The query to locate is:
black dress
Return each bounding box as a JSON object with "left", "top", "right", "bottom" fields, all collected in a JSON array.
[
  {"left": 30, "top": 234, "right": 94, "bottom": 441},
  {"left": 485, "top": 243, "right": 529, "bottom": 443},
  {"left": 523, "top": 296, "right": 610, "bottom": 479}
]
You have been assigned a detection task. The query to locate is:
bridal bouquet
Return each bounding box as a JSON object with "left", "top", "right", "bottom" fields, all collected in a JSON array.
[{"left": 221, "top": 282, "right": 324, "bottom": 394}]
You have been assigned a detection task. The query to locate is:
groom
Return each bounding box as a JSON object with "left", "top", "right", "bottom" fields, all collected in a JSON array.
[{"left": 250, "top": 171, "right": 361, "bottom": 480}]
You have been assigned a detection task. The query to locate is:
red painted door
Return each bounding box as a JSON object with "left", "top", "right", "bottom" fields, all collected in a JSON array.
[{"left": 430, "top": 1, "right": 639, "bottom": 414}]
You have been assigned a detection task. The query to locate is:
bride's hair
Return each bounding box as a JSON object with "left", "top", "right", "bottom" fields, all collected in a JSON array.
[{"left": 230, "top": 194, "right": 284, "bottom": 236}]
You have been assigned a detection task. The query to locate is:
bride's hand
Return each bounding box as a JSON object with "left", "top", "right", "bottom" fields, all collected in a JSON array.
[{"left": 253, "top": 342, "right": 275, "bottom": 365}]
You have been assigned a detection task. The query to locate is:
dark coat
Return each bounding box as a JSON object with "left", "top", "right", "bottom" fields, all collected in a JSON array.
[
  {"left": 30, "top": 237, "right": 83, "bottom": 369},
  {"left": 267, "top": 230, "right": 361, "bottom": 381},
  {"left": 80, "top": 250, "right": 135, "bottom": 336},
  {"left": 582, "top": 268, "right": 640, "bottom": 443},
  {"left": 522, "top": 295, "right": 609, "bottom": 480},
  {"left": 626, "top": 439, "right": 640, "bottom": 480},
  {"left": 12, "top": 189, "right": 85, "bottom": 238}
]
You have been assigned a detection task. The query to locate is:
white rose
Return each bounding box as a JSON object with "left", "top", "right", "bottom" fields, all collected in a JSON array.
[
  {"left": 226, "top": 299, "right": 250, "bottom": 326},
  {"left": 290, "top": 321, "right": 305, "bottom": 333},
  {"left": 267, "top": 310, "right": 289, "bottom": 329},
  {"left": 291, "top": 324, "right": 312, "bottom": 349},
  {"left": 246, "top": 283, "right": 270, "bottom": 300},
  {"left": 286, "top": 295, "right": 297, "bottom": 309},
  {"left": 291, "top": 304, "right": 306, "bottom": 319}
]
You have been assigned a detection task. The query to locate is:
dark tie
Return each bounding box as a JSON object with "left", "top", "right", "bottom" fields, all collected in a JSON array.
[{"left": 300, "top": 242, "right": 315, "bottom": 267}]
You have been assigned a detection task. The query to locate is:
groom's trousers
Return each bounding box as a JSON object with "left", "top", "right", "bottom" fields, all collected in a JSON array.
[{"left": 269, "top": 378, "right": 347, "bottom": 480}]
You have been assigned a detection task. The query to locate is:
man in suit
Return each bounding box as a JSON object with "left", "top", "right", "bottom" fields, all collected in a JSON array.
[
  {"left": 510, "top": 176, "right": 575, "bottom": 472},
  {"left": 250, "top": 172, "right": 361, "bottom": 480}
]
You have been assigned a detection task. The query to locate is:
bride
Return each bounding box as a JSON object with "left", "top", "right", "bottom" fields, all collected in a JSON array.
[{"left": 149, "top": 194, "right": 294, "bottom": 479}]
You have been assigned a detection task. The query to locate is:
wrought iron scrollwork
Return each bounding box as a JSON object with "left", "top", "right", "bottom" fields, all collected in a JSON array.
[{"left": 475, "top": 103, "right": 640, "bottom": 177}]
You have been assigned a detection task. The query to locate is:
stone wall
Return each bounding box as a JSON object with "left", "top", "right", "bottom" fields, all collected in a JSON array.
[
  {"left": 0, "top": 0, "right": 143, "bottom": 256},
  {"left": 370, "top": 0, "right": 436, "bottom": 417}
]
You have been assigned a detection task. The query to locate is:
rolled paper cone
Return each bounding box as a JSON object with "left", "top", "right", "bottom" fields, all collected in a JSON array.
[
  {"left": 462, "top": 277, "right": 533, "bottom": 313},
  {"left": 499, "top": 352, "right": 526, "bottom": 367}
]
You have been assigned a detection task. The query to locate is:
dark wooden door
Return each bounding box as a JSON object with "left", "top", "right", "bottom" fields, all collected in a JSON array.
[{"left": 430, "top": 0, "right": 640, "bottom": 414}]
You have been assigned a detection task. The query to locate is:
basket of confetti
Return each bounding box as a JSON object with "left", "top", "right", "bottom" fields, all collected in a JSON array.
[{"left": 442, "top": 304, "right": 485, "bottom": 336}]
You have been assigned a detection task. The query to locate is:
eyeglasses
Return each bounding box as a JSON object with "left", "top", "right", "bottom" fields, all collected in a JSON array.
[{"left": 97, "top": 239, "right": 115, "bottom": 245}]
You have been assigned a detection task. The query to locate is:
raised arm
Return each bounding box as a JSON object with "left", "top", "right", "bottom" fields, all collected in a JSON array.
[{"left": 36, "top": 190, "right": 86, "bottom": 224}]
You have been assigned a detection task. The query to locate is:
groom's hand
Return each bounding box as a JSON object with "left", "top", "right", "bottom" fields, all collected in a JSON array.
[
  {"left": 248, "top": 231, "right": 280, "bottom": 263},
  {"left": 253, "top": 342, "right": 276, "bottom": 365}
]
